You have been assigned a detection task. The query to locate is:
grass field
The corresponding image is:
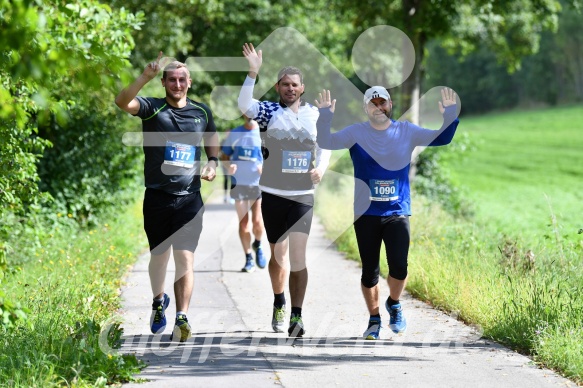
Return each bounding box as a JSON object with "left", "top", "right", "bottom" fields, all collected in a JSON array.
[{"left": 449, "top": 105, "right": 583, "bottom": 240}]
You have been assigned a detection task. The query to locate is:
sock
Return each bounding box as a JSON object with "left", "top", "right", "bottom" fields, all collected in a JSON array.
[
  {"left": 370, "top": 313, "right": 381, "bottom": 320},
  {"left": 291, "top": 307, "right": 302, "bottom": 317},
  {"left": 274, "top": 292, "right": 285, "bottom": 308},
  {"left": 252, "top": 240, "right": 261, "bottom": 249},
  {"left": 387, "top": 296, "right": 399, "bottom": 307},
  {"left": 176, "top": 311, "right": 187, "bottom": 319},
  {"left": 245, "top": 253, "right": 253, "bottom": 260}
]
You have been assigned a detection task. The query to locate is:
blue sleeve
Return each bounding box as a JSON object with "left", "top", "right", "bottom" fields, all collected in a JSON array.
[
  {"left": 409, "top": 105, "right": 459, "bottom": 147},
  {"left": 429, "top": 106, "right": 459, "bottom": 146},
  {"left": 221, "top": 132, "right": 234, "bottom": 156},
  {"left": 316, "top": 108, "right": 354, "bottom": 150}
]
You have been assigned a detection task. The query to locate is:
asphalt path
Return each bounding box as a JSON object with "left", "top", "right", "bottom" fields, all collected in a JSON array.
[{"left": 118, "top": 191, "right": 574, "bottom": 387}]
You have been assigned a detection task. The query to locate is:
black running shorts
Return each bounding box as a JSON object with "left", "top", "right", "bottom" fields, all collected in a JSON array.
[
  {"left": 261, "top": 192, "right": 314, "bottom": 243},
  {"left": 143, "top": 188, "right": 204, "bottom": 255}
]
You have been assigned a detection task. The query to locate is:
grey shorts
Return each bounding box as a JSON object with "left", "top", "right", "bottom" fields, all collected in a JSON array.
[{"left": 230, "top": 184, "right": 262, "bottom": 201}]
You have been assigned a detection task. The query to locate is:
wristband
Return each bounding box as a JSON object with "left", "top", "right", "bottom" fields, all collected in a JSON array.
[{"left": 208, "top": 156, "right": 219, "bottom": 165}]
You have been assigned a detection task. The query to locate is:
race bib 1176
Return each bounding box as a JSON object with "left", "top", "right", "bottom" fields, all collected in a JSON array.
[{"left": 282, "top": 150, "right": 310, "bottom": 173}]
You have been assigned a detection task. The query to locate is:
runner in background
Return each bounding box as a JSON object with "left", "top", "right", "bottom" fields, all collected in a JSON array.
[{"left": 221, "top": 115, "right": 267, "bottom": 273}]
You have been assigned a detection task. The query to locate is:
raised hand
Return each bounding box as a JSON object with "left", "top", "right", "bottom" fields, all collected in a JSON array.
[
  {"left": 314, "top": 89, "right": 336, "bottom": 113},
  {"left": 143, "top": 51, "right": 163, "bottom": 80},
  {"left": 242, "top": 43, "right": 262, "bottom": 74},
  {"left": 438, "top": 87, "right": 457, "bottom": 114}
]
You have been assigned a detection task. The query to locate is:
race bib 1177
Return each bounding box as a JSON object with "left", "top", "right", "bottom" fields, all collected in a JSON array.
[{"left": 164, "top": 141, "right": 195, "bottom": 168}]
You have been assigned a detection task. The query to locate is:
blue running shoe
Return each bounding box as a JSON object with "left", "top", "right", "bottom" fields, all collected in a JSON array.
[
  {"left": 254, "top": 245, "right": 266, "bottom": 269},
  {"left": 386, "top": 300, "right": 407, "bottom": 334},
  {"left": 363, "top": 316, "right": 382, "bottom": 340},
  {"left": 242, "top": 256, "right": 255, "bottom": 273},
  {"left": 150, "top": 293, "right": 170, "bottom": 334}
]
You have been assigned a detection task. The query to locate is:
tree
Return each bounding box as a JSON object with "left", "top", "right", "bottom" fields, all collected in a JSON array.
[
  {"left": 423, "top": 2, "right": 583, "bottom": 112},
  {"left": 335, "top": 0, "right": 574, "bottom": 123},
  {"left": 552, "top": 3, "right": 583, "bottom": 102},
  {"left": 111, "top": 0, "right": 355, "bottom": 131},
  {"left": 333, "top": 0, "right": 576, "bottom": 182},
  {"left": 0, "top": 0, "right": 142, "bottom": 327}
]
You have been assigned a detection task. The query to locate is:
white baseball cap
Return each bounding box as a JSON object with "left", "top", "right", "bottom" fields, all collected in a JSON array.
[{"left": 364, "top": 86, "right": 391, "bottom": 104}]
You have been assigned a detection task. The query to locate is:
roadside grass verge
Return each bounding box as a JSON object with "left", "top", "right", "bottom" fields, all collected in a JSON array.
[
  {"left": 0, "top": 176, "right": 220, "bottom": 387},
  {"left": 0, "top": 197, "right": 147, "bottom": 387},
  {"left": 408, "top": 196, "right": 583, "bottom": 384}
]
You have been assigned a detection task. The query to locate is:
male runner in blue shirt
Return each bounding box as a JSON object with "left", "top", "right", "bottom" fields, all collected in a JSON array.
[{"left": 315, "top": 86, "right": 459, "bottom": 339}]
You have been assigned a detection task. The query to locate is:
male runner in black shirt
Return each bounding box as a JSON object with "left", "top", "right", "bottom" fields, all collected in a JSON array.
[{"left": 115, "top": 52, "right": 219, "bottom": 342}]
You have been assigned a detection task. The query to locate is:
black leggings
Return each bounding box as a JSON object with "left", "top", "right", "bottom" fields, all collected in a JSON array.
[
  {"left": 221, "top": 166, "right": 230, "bottom": 192},
  {"left": 354, "top": 215, "right": 410, "bottom": 287}
]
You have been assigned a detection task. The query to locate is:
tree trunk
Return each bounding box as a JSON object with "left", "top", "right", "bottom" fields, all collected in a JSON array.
[{"left": 401, "top": 0, "right": 426, "bottom": 180}]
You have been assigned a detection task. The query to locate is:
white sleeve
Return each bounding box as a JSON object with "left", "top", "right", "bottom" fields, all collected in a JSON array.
[
  {"left": 314, "top": 144, "right": 331, "bottom": 173},
  {"left": 238, "top": 76, "right": 261, "bottom": 119}
]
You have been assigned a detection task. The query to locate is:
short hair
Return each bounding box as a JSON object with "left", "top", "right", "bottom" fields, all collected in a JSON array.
[
  {"left": 163, "top": 61, "right": 190, "bottom": 79},
  {"left": 277, "top": 66, "right": 303, "bottom": 84}
]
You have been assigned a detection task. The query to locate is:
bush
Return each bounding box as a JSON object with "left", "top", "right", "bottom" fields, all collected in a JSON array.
[
  {"left": 414, "top": 131, "right": 473, "bottom": 217},
  {"left": 37, "top": 103, "right": 142, "bottom": 226}
]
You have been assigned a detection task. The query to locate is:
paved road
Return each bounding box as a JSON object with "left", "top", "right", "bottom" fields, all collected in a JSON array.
[{"left": 118, "top": 191, "right": 574, "bottom": 387}]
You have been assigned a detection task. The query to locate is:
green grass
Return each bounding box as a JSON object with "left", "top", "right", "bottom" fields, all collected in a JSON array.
[
  {"left": 315, "top": 105, "right": 583, "bottom": 384},
  {"left": 0, "top": 176, "right": 220, "bottom": 387},
  {"left": 0, "top": 197, "right": 147, "bottom": 387},
  {"left": 0, "top": 157, "right": 222, "bottom": 387},
  {"left": 449, "top": 105, "right": 583, "bottom": 239}
]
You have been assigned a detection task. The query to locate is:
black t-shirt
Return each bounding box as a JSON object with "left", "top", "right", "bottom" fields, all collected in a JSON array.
[{"left": 135, "top": 96, "right": 216, "bottom": 195}]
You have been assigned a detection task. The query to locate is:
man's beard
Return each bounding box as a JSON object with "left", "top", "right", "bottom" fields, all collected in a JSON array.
[
  {"left": 368, "top": 108, "right": 391, "bottom": 125},
  {"left": 279, "top": 92, "right": 300, "bottom": 106}
]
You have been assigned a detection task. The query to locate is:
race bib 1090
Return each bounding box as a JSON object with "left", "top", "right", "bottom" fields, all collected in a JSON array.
[{"left": 369, "top": 179, "right": 399, "bottom": 201}]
